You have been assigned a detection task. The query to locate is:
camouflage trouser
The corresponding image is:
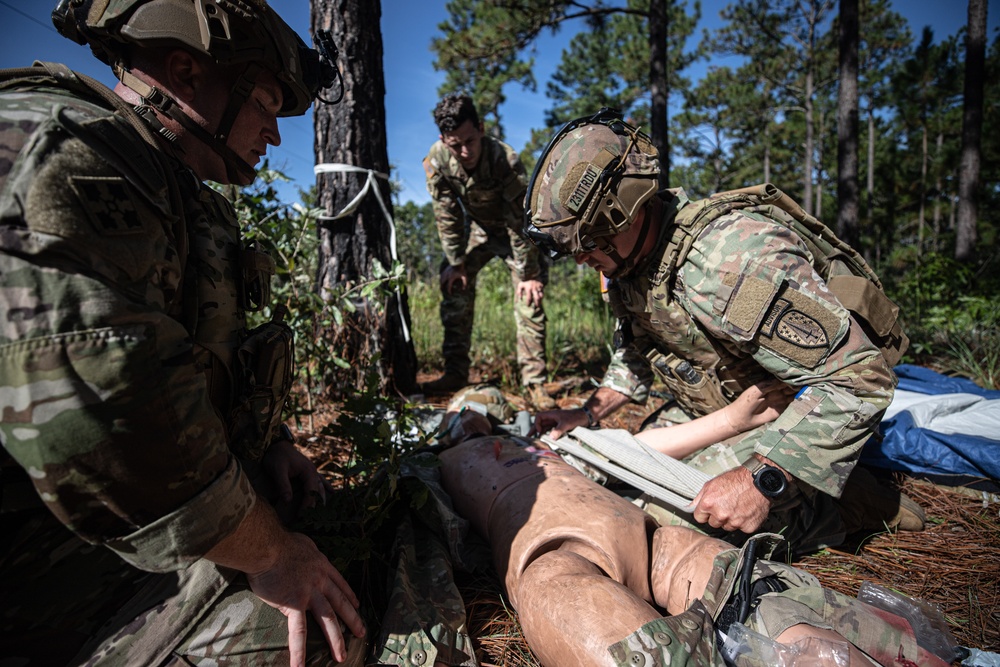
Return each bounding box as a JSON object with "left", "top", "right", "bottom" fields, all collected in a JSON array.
[
  {"left": 374, "top": 453, "right": 492, "bottom": 666},
  {"left": 0, "top": 507, "right": 352, "bottom": 666},
  {"left": 634, "top": 403, "right": 846, "bottom": 557},
  {"left": 610, "top": 535, "right": 946, "bottom": 667},
  {"left": 440, "top": 227, "right": 547, "bottom": 386}
]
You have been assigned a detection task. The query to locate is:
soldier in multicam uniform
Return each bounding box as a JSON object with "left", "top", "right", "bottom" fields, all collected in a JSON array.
[
  {"left": 434, "top": 393, "right": 954, "bottom": 667},
  {"left": 421, "top": 94, "right": 555, "bottom": 409},
  {"left": 0, "top": 1, "right": 365, "bottom": 664},
  {"left": 525, "top": 109, "right": 924, "bottom": 556}
]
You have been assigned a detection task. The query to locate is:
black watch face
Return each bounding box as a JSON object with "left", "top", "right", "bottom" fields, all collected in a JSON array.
[{"left": 755, "top": 467, "right": 787, "bottom": 498}]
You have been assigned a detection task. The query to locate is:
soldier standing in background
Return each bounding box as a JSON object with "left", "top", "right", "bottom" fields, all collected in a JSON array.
[
  {"left": 0, "top": 1, "right": 364, "bottom": 664},
  {"left": 421, "top": 94, "right": 555, "bottom": 409},
  {"left": 527, "top": 109, "right": 924, "bottom": 557}
]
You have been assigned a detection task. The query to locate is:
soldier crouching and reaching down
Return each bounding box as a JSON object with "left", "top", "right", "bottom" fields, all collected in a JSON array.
[
  {"left": 0, "top": 1, "right": 364, "bottom": 664},
  {"left": 434, "top": 391, "right": 951, "bottom": 667},
  {"left": 526, "top": 109, "right": 924, "bottom": 557}
]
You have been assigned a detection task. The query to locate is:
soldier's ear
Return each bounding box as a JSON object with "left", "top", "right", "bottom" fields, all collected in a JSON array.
[{"left": 162, "top": 49, "right": 205, "bottom": 104}]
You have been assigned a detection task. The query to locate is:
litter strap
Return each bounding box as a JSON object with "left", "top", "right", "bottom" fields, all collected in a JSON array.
[{"left": 314, "top": 163, "right": 409, "bottom": 342}]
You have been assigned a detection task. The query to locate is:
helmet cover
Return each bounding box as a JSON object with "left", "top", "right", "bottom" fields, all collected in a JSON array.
[
  {"left": 525, "top": 111, "right": 659, "bottom": 257},
  {"left": 446, "top": 384, "right": 515, "bottom": 425},
  {"left": 53, "top": 0, "right": 338, "bottom": 116}
]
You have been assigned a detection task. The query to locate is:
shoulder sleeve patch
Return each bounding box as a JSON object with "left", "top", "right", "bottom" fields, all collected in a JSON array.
[
  {"left": 757, "top": 285, "right": 847, "bottom": 368},
  {"left": 70, "top": 175, "right": 146, "bottom": 236},
  {"left": 422, "top": 156, "right": 436, "bottom": 180}
]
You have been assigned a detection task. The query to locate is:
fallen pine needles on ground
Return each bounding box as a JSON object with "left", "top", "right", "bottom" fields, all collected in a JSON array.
[
  {"left": 456, "top": 475, "right": 1000, "bottom": 664},
  {"left": 795, "top": 476, "right": 1000, "bottom": 652}
]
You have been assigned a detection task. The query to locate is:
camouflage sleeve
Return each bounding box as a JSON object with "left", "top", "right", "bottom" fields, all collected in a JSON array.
[
  {"left": 0, "top": 126, "right": 253, "bottom": 572},
  {"left": 499, "top": 143, "right": 541, "bottom": 282},
  {"left": 508, "top": 230, "right": 542, "bottom": 282},
  {"left": 678, "top": 213, "right": 896, "bottom": 497},
  {"left": 424, "top": 149, "right": 467, "bottom": 267}
]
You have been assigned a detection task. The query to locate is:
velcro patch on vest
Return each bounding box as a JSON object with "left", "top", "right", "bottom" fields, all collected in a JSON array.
[
  {"left": 725, "top": 273, "right": 779, "bottom": 336},
  {"left": 70, "top": 175, "right": 144, "bottom": 236},
  {"left": 758, "top": 288, "right": 843, "bottom": 368},
  {"left": 719, "top": 266, "right": 783, "bottom": 340},
  {"left": 565, "top": 162, "right": 602, "bottom": 214}
]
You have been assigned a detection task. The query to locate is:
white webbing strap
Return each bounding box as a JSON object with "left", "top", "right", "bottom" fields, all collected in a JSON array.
[
  {"left": 541, "top": 427, "right": 710, "bottom": 511},
  {"left": 313, "top": 163, "right": 409, "bottom": 342}
]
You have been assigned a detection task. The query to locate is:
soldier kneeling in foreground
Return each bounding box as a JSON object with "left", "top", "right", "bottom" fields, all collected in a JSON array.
[{"left": 435, "top": 387, "right": 956, "bottom": 667}]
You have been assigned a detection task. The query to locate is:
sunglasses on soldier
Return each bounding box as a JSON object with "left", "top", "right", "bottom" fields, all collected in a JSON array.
[{"left": 523, "top": 108, "right": 639, "bottom": 259}]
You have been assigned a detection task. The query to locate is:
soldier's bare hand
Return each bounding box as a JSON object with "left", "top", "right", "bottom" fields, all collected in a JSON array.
[
  {"left": 687, "top": 467, "right": 770, "bottom": 533},
  {"left": 441, "top": 265, "right": 468, "bottom": 294},
  {"left": 529, "top": 408, "right": 587, "bottom": 440},
  {"left": 262, "top": 437, "right": 333, "bottom": 523},
  {"left": 515, "top": 279, "right": 545, "bottom": 307},
  {"left": 246, "top": 532, "right": 365, "bottom": 667}
]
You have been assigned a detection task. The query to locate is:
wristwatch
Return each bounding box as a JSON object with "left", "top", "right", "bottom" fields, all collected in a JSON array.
[{"left": 742, "top": 457, "right": 788, "bottom": 499}]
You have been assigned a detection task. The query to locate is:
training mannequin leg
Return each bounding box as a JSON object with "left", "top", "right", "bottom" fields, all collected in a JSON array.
[
  {"left": 516, "top": 549, "right": 661, "bottom": 667},
  {"left": 649, "top": 525, "right": 730, "bottom": 615},
  {"left": 439, "top": 436, "right": 656, "bottom": 607}
]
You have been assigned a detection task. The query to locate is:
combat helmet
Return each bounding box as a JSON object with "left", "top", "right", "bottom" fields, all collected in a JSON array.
[
  {"left": 52, "top": 0, "right": 343, "bottom": 180},
  {"left": 524, "top": 108, "right": 660, "bottom": 276}
]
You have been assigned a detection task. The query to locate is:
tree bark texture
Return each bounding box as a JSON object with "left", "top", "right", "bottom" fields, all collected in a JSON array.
[
  {"left": 312, "top": 0, "right": 418, "bottom": 396},
  {"left": 837, "top": 0, "right": 860, "bottom": 248},
  {"left": 955, "top": 0, "right": 986, "bottom": 261},
  {"left": 649, "top": 0, "right": 670, "bottom": 187}
]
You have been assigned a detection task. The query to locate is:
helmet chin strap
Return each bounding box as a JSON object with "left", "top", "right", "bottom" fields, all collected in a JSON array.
[
  {"left": 115, "top": 64, "right": 258, "bottom": 183},
  {"left": 593, "top": 208, "right": 653, "bottom": 280}
]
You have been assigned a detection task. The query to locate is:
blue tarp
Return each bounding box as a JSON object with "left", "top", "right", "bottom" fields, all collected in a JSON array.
[{"left": 860, "top": 365, "right": 1000, "bottom": 485}]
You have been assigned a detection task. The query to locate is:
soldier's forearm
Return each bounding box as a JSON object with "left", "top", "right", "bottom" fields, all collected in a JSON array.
[
  {"left": 205, "top": 497, "right": 284, "bottom": 575},
  {"left": 584, "top": 387, "right": 632, "bottom": 423}
]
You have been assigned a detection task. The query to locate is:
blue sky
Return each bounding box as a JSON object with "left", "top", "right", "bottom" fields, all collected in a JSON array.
[{"left": 1, "top": 0, "right": 996, "bottom": 208}]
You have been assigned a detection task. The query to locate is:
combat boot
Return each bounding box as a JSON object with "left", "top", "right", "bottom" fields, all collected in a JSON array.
[
  {"left": 420, "top": 373, "right": 468, "bottom": 395},
  {"left": 835, "top": 466, "right": 926, "bottom": 535},
  {"left": 526, "top": 383, "right": 556, "bottom": 410}
]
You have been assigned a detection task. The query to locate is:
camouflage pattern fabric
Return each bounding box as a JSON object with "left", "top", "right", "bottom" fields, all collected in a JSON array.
[
  {"left": 0, "top": 75, "right": 254, "bottom": 569},
  {"left": 424, "top": 136, "right": 538, "bottom": 277},
  {"left": 636, "top": 424, "right": 846, "bottom": 555},
  {"left": 0, "top": 70, "right": 304, "bottom": 664},
  {"left": 446, "top": 383, "right": 517, "bottom": 424},
  {"left": 374, "top": 513, "right": 478, "bottom": 666},
  {"left": 425, "top": 137, "right": 547, "bottom": 386},
  {"left": 603, "top": 189, "right": 896, "bottom": 502},
  {"left": 435, "top": 234, "right": 548, "bottom": 385},
  {"left": 608, "top": 534, "right": 943, "bottom": 667}
]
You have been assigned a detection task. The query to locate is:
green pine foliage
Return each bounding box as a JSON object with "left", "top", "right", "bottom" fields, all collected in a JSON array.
[{"left": 235, "top": 2, "right": 1000, "bottom": 395}]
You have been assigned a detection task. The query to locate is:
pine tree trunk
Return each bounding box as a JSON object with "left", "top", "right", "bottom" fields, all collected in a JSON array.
[
  {"left": 866, "top": 108, "right": 874, "bottom": 246},
  {"left": 837, "top": 0, "right": 860, "bottom": 248},
  {"left": 919, "top": 125, "right": 927, "bottom": 257},
  {"left": 311, "top": 0, "right": 418, "bottom": 396},
  {"left": 933, "top": 131, "right": 943, "bottom": 251},
  {"left": 649, "top": 0, "right": 670, "bottom": 186},
  {"left": 803, "top": 68, "right": 815, "bottom": 216},
  {"left": 955, "top": 0, "right": 987, "bottom": 261}
]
